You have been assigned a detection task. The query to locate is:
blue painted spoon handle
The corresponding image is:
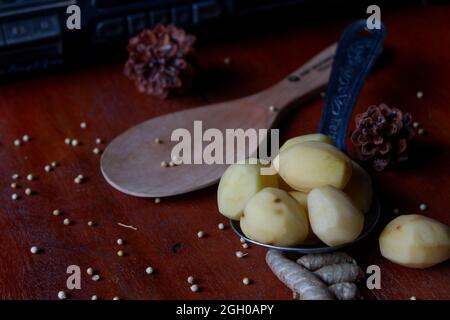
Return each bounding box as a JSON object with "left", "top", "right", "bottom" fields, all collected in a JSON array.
[{"left": 318, "top": 20, "right": 386, "bottom": 151}]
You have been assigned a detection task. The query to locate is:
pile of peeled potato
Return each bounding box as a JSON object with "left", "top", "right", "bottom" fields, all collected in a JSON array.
[{"left": 217, "top": 133, "right": 450, "bottom": 268}]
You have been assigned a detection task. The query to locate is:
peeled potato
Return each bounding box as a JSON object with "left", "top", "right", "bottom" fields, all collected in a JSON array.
[
  {"left": 272, "top": 134, "right": 333, "bottom": 172},
  {"left": 379, "top": 215, "right": 450, "bottom": 268},
  {"left": 217, "top": 160, "right": 278, "bottom": 220},
  {"left": 241, "top": 188, "right": 309, "bottom": 246},
  {"left": 344, "top": 161, "right": 373, "bottom": 213},
  {"left": 278, "top": 141, "right": 352, "bottom": 192},
  {"left": 308, "top": 185, "right": 364, "bottom": 246},
  {"left": 289, "top": 191, "right": 308, "bottom": 208},
  {"left": 289, "top": 191, "right": 320, "bottom": 242},
  {"left": 272, "top": 155, "right": 280, "bottom": 172},
  {"left": 280, "top": 133, "right": 333, "bottom": 153},
  {"left": 278, "top": 174, "right": 294, "bottom": 191}
]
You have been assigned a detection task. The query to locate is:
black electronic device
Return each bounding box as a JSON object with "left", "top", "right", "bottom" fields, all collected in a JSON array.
[{"left": 0, "top": 0, "right": 410, "bottom": 78}]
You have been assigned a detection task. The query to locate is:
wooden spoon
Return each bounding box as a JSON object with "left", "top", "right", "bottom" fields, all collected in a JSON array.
[{"left": 101, "top": 43, "right": 336, "bottom": 197}]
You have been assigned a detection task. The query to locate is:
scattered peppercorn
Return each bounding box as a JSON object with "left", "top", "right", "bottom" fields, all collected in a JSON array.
[
  {"left": 419, "top": 203, "right": 427, "bottom": 211},
  {"left": 145, "top": 266, "right": 154, "bottom": 274},
  {"left": 53, "top": 209, "right": 61, "bottom": 216},
  {"left": 172, "top": 155, "right": 182, "bottom": 164},
  {"left": 92, "top": 275, "right": 101, "bottom": 281},
  {"left": 197, "top": 231, "right": 205, "bottom": 238},
  {"left": 218, "top": 223, "right": 225, "bottom": 230},
  {"left": 190, "top": 284, "right": 199, "bottom": 292},
  {"left": 74, "top": 174, "right": 84, "bottom": 184},
  {"left": 235, "top": 251, "right": 247, "bottom": 258},
  {"left": 57, "top": 291, "right": 67, "bottom": 300},
  {"left": 30, "top": 246, "right": 40, "bottom": 254},
  {"left": 242, "top": 277, "right": 250, "bottom": 285},
  {"left": 187, "top": 276, "right": 195, "bottom": 284}
]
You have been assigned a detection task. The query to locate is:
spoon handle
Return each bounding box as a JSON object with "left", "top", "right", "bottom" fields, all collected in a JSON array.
[
  {"left": 255, "top": 43, "right": 337, "bottom": 115},
  {"left": 318, "top": 20, "right": 385, "bottom": 151}
]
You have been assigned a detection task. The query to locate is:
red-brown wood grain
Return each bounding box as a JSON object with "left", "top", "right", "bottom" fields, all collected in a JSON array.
[{"left": 0, "top": 4, "right": 449, "bottom": 300}]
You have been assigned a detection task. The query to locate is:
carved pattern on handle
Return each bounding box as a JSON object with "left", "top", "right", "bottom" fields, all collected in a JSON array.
[{"left": 319, "top": 20, "right": 385, "bottom": 151}]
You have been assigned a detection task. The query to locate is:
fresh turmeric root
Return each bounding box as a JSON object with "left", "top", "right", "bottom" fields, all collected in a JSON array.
[
  {"left": 313, "top": 263, "right": 364, "bottom": 285},
  {"left": 328, "top": 282, "right": 361, "bottom": 300},
  {"left": 266, "top": 250, "right": 334, "bottom": 300},
  {"left": 267, "top": 250, "right": 363, "bottom": 300},
  {"left": 297, "top": 252, "right": 355, "bottom": 271}
]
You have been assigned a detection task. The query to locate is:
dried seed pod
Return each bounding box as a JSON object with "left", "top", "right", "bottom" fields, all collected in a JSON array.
[
  {"left": 124, "top": 24, "right": 196, "bottom": 98},
  {"left": 350, "top": 103, "right": 415, "bottom": 171}
]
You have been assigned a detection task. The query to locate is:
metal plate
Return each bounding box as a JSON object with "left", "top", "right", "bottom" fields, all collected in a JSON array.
[{"left": 230, "top": 195, "right": 382, "bottom": 253}]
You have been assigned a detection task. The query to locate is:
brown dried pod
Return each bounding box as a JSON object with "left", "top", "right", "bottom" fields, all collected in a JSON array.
[
  {"left": 124, "top": 24, "right": 196, "bottom": 98},
  {"left": 351, "top": 103, "right": 415, "bottom": 171}
]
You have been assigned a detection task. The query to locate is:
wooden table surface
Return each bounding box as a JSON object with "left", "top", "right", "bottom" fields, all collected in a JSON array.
[{"left": 0, "top": 4, "right": 449, "bottom": 300}]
